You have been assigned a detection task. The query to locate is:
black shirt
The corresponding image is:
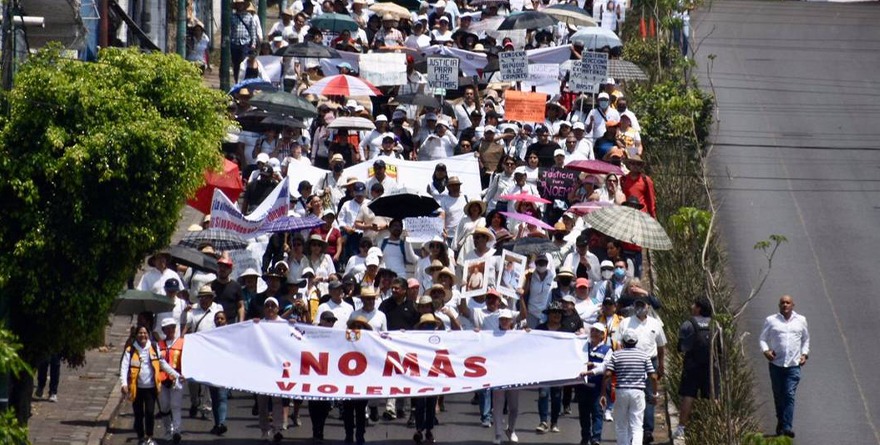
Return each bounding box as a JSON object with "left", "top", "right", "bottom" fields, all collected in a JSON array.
[
  {"left": 379, "top": 297, "right": 419, "bottom": 330},
  {"left": 526, "top": 142, "right": 561, "bottom": 168},
  {"left": 561, "top": 312, "right": 584, "bottom": 333},
  {"left": 212, "top": 280, "right": 244, "bottom": 321}
]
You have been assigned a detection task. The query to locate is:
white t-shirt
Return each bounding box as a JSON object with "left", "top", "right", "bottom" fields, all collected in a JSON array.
[
  {"left": 618, "top": 315, "right": 667, "bottom": 358},
  {"left": 349, "top": 308, "right": 388, "bottom": 331},
  {"left": 316, "top": 300, "right": 355, "bottom": 329}
]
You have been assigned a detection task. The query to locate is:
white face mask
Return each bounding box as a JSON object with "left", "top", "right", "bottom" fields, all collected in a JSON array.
[
  {"left": 536, "top": 265, "right": 548, "bottom": 273},
  {"left": 601, "top": 270, "right": 613, "bottom": 280}
]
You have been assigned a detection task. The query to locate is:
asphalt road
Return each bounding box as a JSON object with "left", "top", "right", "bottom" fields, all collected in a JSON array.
[
  {"left": 106, "top": 390, "right": 629, "bottom": 444},
  {"left": 694, "top": 1, "right": 880, "bottom": 443}
]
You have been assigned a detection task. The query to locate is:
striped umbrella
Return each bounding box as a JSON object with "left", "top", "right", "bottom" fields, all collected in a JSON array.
[
  {"left": 261, "top": 215, "right": 325, "bottom": 234},
  {"left": 303, "top": 74, "right": 383, "bottom": 97},
  {"left": 179, "top": 228, "right": 249, "bottom": 251},
  {"left": 544, "top": 4, "right": 598, "bottom": 27},
  {"left": 584, "top": 205, "right": 672, "bottom": 250}
]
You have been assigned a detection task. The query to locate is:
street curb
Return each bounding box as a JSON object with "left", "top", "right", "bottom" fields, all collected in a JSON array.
[{"left": 92, "top": 380, "right": 123, "bottom": 445}]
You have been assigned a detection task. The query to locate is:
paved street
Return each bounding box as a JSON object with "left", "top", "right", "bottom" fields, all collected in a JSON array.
[{"left": 696, "top": 1, "right": 880, "bottom": 444}]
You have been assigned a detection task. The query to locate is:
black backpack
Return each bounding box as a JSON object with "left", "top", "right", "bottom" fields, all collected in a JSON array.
[{"left": 684, "top": 317, "right": 712, "bottom": 367}]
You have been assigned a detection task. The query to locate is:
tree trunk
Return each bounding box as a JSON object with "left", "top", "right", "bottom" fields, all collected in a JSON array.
[{"left": 10, "top": 372, "right": 34, "bottom": 425}]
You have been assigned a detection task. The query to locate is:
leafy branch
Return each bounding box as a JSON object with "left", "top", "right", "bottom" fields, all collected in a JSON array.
[{"left": 732, "top": 235, "right": 788, "bottom": 320}]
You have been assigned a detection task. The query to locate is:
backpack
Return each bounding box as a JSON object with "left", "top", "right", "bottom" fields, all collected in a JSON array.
[
  {"left": 380, "top": 238, "right": 411, "bottom": 265},
  {"left": 685, "top": 317, "right": 712, "bottom": 367}
]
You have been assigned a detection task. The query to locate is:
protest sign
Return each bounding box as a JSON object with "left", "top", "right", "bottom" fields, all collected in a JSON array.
[
  {"left": 537, "top": 167, "right": 578, "bottom": 202},
  {"left": 359, "top": 53, "right": 407, "bottom": 86},
  {"left": 256, "top": 55, "right": 283, "bottom": 84},
  {"left": 462, "top": 257, "right": 495, "bottom": 298},
  {"left": 210, "top": 177, "right": 289, "bottom": 238},
  {"left": 342, "top": 154, "right": 481, "bottom": 200},
  {"left": 569, "top": 51, "right": 608, "bottom": 93},
  {"left": 522, "top": 63, "right": 559, "bottom": 95},
  {"left": 427, "top": 57, "right": 460, "bottom": 90},
  {"left": 287, "top": 164, "right": 330, "bottom": 198},
  {"left": 422, "top": 46, "right": 487, "bottom": 77},
  {"left": 183, "top": 321, "right": 589, "bottom": 399},
  {"left": 497, "top": 250, "right": 527, "bottom": 299},
  {"left": 403, "top": 217, "right": 444, "bottom": 243},
  {"left": 499, "top": 50, "right": 528, "bottom": 82},
  {"left": 503, "top": 90, "right": 547, "bottom": 123}
]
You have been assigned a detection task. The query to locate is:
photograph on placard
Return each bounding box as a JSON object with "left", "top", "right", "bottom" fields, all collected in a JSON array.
[
  {"left": 496, "top": 250, "right": 527, "bottom": 298},
  {"left": 462, "top": 258, "right": 492, "bottom": 298}
]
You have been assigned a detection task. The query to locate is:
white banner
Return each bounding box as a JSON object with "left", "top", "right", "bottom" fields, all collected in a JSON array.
[
  {"left": 340, "top": 154, "right": 482, "bottom": 202},
  {"left": 422, "top": 46, "right": 487, "bottom": 77},
  {"left": 403, "top": 216, "right": 445, "bottom": 243},
  {"left": 256, "top": 55, "right": 283, "bottom": 84},
  {"left": 210, "top": 176, "right": 290, "bottom": 238},
  {"left": 359, "top": 53, "right": 407, "bottom": 86},
  {"left": 318, "top": 51, "right": 362, "bottom": 75},
  {"left": 182, "top": 321, "right": 589, "bottom": 399},
  {"left": 522, "top": 63, "right": 560, "bottom": 96},
  {"left": 427, "top": 57, "right": 460, "bottom": 91},
  {"left": 499, "top": 50, "right": 528, "bottom": 82}
]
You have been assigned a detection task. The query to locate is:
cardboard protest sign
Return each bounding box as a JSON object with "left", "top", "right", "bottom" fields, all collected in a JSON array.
[
  {"left": 536, "top": 167, "right": 578, "bottom": 202},
  {"left": 403, "top": 216, "right": 444, "bottom": 243},
  {"left": 497, "top": 250, "right": 527, "bottom": 299},
  {"left": 427, "top": 57, "right": 460, "bottom": 90},
  {"left": 503, "top": 90, "right": 547, "bottom": 123},
  {"left": 359, "top": 53, "right": 407, "bottom": 86},
  {"left": 570, "top": 51, "right": 608, "bottom": 93},
  {"left": 499, "top": 50, "right": 528, "bottom": 82}
]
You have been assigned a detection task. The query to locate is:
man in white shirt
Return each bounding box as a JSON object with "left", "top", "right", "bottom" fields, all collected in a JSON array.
[
  {"left": 418, "top": 118, "right": 458, "bottom": 160},
  {"left": 377, "top": 219, "right": 418, "bottom": 277},
  {"left": 438, "top": 176, "right": 468, "bottom": 247},
  {"left": 154, "top": 278, "right": 190, "bottom": 340},
  {"left": 759, "top": 295, "right": 809, "bottom": 438},
  {"left": 349, "top": 287, "right": 388, "bottom": 331},
  {"left": 453, "top": 86, "right": 478, "bottom": 137},
  {"left": 316, "top": 280, "right": 355, "bottom": 328},
  {"left": 570, "top": 122, "right": 595, "bottom": 161},
  {"left": 360, "top": 115, "right": 391, "bottom": 160},
  {"left": 618, "top": 298, "right": 667, "bottom": 443},
  {"left": 338, "top": 182, "right": 370, "bottom": 258},
  {"left": 137, "top": 251, "right": 183, "bottom": 295},
  {"left": 365, "top": 160, "right": 399, "bottom": 195},
  {"left": 586, "top": 92, "right": 620, "bottom": 142}
]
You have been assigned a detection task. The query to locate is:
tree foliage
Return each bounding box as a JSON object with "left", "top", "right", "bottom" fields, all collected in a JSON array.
[
  {"left": 0, "top": 330, "right": 31, "bottom": 443},
  {"left": 0, "top": 45, "right": 232, "bottom": 365}
]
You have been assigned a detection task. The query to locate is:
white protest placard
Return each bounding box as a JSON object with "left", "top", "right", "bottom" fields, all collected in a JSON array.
[
  {"left": 427, "top": 57, "right": 460, "bottom": 91},
  {"left": 256, "top": 55, "right": 283, "bottom": 84},
  {"left": 403, "top": 216, "right": 444, "bottom": 243},
  {"left": 522, "top": 63, "right": 559, "bottom": 96},
  {"left": 359, "top": 53, "right": 407, "bottom": 86},
  {"left": 570, "top": 51, "right": 608, "bottom": 93},
  {"left": 499, "top": 50, "right": 528, "bottom": 82}
]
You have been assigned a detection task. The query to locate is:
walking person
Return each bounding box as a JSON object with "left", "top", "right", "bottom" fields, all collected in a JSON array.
[
  {"left": 673, "top": 297, "right": 719, "bottom": 439},
  {"left": 208, "top": 311, "right": 230, "bottom": 436},
  {"left": 759, "top": 295, "right": 809, "bottom": 438},
  {"left": 412, "top": 314, "right": 445, "bottom": 444},
  {"left": 35, "top": 353, "right": 61, "bottom": 402},
  {"left": 308, "top": 312, "right": 338, "bottom": 443},
  {"left": 491, "top": 309, "right": 523, "bottom": 444},
  {"left": 120, "top": 325, "right": 183, "bottom": 445},
  {"left": 578, "top": 323, "right": 612, "bottom": 445},
  {"left": 156, "top": 318, "right": 185, "bottom": 443},
  {"left": 343, "top": 316, "right": 373, "bottom": 445},
  {"left": 599, "top": 331, "right": 658, "bottom": 445}
]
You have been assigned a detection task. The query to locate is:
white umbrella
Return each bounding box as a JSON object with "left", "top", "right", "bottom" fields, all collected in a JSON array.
[
  {"left": 327, "top": 116, "right": 376, "bottom": 130},
  {"left": 570, "top": 27, "right": 622, "bottom": 49}
]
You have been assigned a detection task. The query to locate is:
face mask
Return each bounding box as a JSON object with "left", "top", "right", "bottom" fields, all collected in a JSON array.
[
  {"left": 332, "top": 163, "right": 344, "bottom": 172},
  {"left": 613, "top": 267, "right": 626, "bottom": 279},
  {"left": 558, "top": 279, "right": 571, "bottom": 287},
  {"left": 617, "top": 104, "right": 627, "bottom": 113},
  {"left": 636, "top": 306, "right": 649, "bottom": 318},
  {"left": 601, "top": 270, "right": 613, "bottom": 280},
  {"left": 598, "top": 100, "right": 609, "bottom": 110},
  {"left": 536, "top": 265, "right": 548, "bottom": 273}
]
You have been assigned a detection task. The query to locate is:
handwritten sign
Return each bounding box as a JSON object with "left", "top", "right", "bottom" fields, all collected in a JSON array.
[
  {"left": 427, "top": 57, "right": 460, "bottom": 90},
  {"left": 522, "top": 63, "right": 560, "bottom": 95},
  {"left": 503, "top": 90, "right": 547, "bottom": 123},
  {"left": 537, "top": 167, "right": 578, "bottom": 201},
  {"left": 570, "top": 51, "right": 608, "bottom": 93},
  {"left": 499, "top": 50, "right": 528, "bottom": 82},
  {"left": 359, "top": 53, "right": 407, "bottom": 86},
  {"left": 403, "top": 216, "right": 445, "bottom": 243}
]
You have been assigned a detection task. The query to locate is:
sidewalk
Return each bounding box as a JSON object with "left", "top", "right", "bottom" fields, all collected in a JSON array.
[{"left": 27, "top": 207, "right": 204, "bottom": 445}]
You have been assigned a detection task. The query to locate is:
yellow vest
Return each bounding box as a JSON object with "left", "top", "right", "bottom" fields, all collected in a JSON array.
[{"left": 125, "top": 344, "right": 162, "bottom": 401}]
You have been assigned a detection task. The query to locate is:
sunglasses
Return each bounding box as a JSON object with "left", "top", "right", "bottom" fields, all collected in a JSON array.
[{"left": 505, "top": 162, "right": 515, "bottom": 166}]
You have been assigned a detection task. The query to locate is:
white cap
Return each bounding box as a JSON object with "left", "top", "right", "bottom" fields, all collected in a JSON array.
[
  {"left": 161, "top": 318, "right": 177, "bottom": 328},
  {"left": 598, "top": 92, "right": 610, "bottom": 100},
  {"left": 301, "top": 267, "right": 316, "bottom": 277},
  {"left": 439, "top": 16, "right": 450, "bottom": 23},
  {"left": 368, "top": 246, "right": 383, "bottom": 257},
  {"left": 264, "top": 297, "right": 280, "bottom": 306},
  {"left": 483, "top": 125, "right": 496, "bottom": 133},
  {"left": 554, "top": 149, "right": 565, "bottom": 157},
  {"left": 600, "top": 260, "right": 614, "bottom": 269},
  {"left": 346, "top": 99, "right": 358, "bottom": 108},
  {"left": 498, "top": 309, "right": 513, "bottom": 319},
  {"left": 513, "top": 166, "right": 527, "bottom": 175},
  {"left": 435, "top": 0, "right": 446, "bottom": 7},
  {"left": 256, "top": 153, "right": 270, "bottom": 164},
  {"left": 375, "top": 114, "right": 388, "bottom": 122},
  {"left": 365, "top": 254, "right": 381, "bottom": 267},
  {"left": 590, "top": 322, "right": 606, "bottom": 332},
  {"left": 559, "top": 120, "right": 572, "bottom": 127},
  {"left": 573, "top": 122, "right": 585, "bottom": 130},
  {"left": 605, "top": 77, "right": 616, "bottom": 85}
]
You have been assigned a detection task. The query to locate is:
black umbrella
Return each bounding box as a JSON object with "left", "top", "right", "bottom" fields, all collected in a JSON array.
[
  {"left": 112, "top": 290, "right": 175, "bottom": 316},
  {"left": 261, "top": 115, "right": 307, "bottom": 129},
  {"left": 395, "top": 93, "right": 441, "bottom": 108},
  {"left": 368, "top": 193, "right": 441, "bottom": 220},
  {"left": 179, "top": 228, "right": 249, "bottom": 251},
  {"left": 497, "top": 11, "right": 556, "bottom": 31},
  {"left": 250, "top": 91, "right": 319, "bottom": 118},
  {"left": 508, "top": 237, "right": 560, "bottom": 256},
  {"left": 169, "top": 245, "right": 218, "bottom": 274},
  {"left": 236, "top": 110, "right": 271, "bottom": 131},
  {"left": 275, "top": 41, "right": 340, "bottom": 59}
]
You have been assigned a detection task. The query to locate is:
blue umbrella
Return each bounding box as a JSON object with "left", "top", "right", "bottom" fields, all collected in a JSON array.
[
  {"left": 262, "top": 215, "right": 325, "bottom": 233},
  {"left": 229, "top": 79, "right": 278, "bottom": 96}
]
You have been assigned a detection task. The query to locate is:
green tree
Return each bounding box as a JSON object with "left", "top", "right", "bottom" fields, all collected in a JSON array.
[{"left": 0, "top": 45, "right": 231, "bottom": 421}]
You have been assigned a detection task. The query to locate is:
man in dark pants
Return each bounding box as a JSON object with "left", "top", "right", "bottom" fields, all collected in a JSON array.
[
  {"left": 578, "top": 323, "right": 612, "bottom": 445},
  {"left": 308, "top": 311, "right": 338, "bottom": 443},
  {"left": 673, "top": 297, "right": 718, "bottom": 439},
  {"left": 230, "top": 0, "right": 258, "bottom": 83}
]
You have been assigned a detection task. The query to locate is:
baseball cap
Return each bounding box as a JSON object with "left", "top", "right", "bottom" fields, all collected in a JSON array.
[
  {"left": 554, "top": 149, "right": 565, "bottom": 157},
  {"left": 561, "top": 295, "right": 576, "bottom": 304},
  {"left": 256, "top": 153, "right": 270, "bottom": 164},
  {"left": 598, "top": 92, "right": 610, "bottom": 100},
  {"left": 164, "top": 278, "right": 181, "bottom": 291},
  {"left": 375, "top": 114, "right": 389, "bottom": 122},
  {"left": 590, "top": 322, "right": 606, "bottom": 332},
  {"left": 407, "top": 278, "right": 420, "bottom": 289},
  {"left": 264, "top": 297, "right": 279, "bottom": 307},
  {"left": 328, "top": 279, "right": 343, "bottom": 290},
  {"left": 484, "top": 125, "right": 496, "bottom": 133},
  {"left": 417, "top": 295, "right": 433, "bottom": 305},
  {"left": 498, "top": 309, "right": 514, "bottom": 319},
  {"left": 353, "top": 182, "right": 367, "bottom": 193},
  {"left": 576, "top": 278, "right": 591, "bottom": 288},
  {"left": 573, "top": 122, "right": 585, "bottom": 130},
  {"left": 161, "top": 318, "right": 177, "bottom": 328},
  {"left": 365, "top": 254, "right": 381, "bottom": 267},
  {"left": 600, "top": 260, "right": 614, "bottom": 270},
  {"left": 319, "top": 311, "right": 337, "bottom": 322},
  {"left": 622, "top": 330, "right": 639, "bottom": 345},
  {"left": 559, "top": 120, "right": 572, "bottom": 128}
]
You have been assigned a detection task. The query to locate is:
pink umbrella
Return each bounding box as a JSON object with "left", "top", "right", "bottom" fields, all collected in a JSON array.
[
  {"left": 498, "top": 192, "right": 551, "bottom": 204},
  {"left": 303, "top": 74, "right": 382, "bottom": 97},
  {"left": 566, "top": 160, "right": 624, "bottom": 176},
  {"left": 568, "top": 201, "right": 613, "bottom": 216},
  {"left": 500, "top": 211, "right": 554, "bottom": 230}
]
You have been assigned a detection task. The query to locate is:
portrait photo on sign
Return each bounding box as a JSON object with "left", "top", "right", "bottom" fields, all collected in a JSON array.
[
  {"left": 496, "top": 250, "right": 526, "bottom": 298},
  {"left": 462, "top": 258, "right": 493, "bottom": 298}
]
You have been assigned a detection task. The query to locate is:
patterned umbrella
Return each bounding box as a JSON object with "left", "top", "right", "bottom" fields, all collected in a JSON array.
[
  {"left": 327, "top": 116, "right": 377, "bottom": 130},
  {"left": 584, "top": 205, "right": 672, "bottom": 250},
  {"left": 179, "top": 228, "right": 249, "bottom": 251},
  {"left": 608, "top": 59, "right": 649, "bottom": 82},
  {"left": 500, "top": 211, "right": 555, "bottom": 230},
  {"left": 544, "top": 4, "right": 598, "bottom": 27},
  {"left": 498, "top": 193, "right": 551, "bottom": 204},
  {"left": 303, "top": 74, "right": 383, "bottom": 97},
  {"left": 261, "top": 215, "right": 325, "bottom": 234},
  {"left": 566, "top": 160, "right": 624, "bottom": 176}
]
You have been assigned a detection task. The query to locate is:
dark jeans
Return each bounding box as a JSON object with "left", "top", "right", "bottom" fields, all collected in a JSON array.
[
  {"left": 413, "top": 397, "right": 438, "bottom": 432},
  {"left": 209, "top": 386, "right": 228, "bottom": 426},
  {"left": 231, "top": 44, "right": 249, "bottom": 83},
  {"left": 342, "top": 399, "right": 368, "bottom": 443},
  {"left": 538, "top": 386, "right": 562, "bottom": 424},
  {"left": 576, "top": 384, "right": 603, "bottom": 443},
  {"left": 644, "top": 356, "right": 658, "bottom": 435},
  {"left": 37, "top": 354, "right": 61, "bottom": 395},
  {"left": 132, "top": 387, "right": 158, "bottom": 439},
  {"left": 309, "top": 400, "right": 333, "bottom": 439},
  {"left": 769, "top": 363, "right": 801, "bottom": 432}
]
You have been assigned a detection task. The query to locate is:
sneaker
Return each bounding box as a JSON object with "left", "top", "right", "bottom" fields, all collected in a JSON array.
[
  {"left": 604, "top": 409, "right": 613, "bottom": 422},
  {"left": 383, "top": 410, "right": 397, "bottom": 420},
  {"left": 210, "top": 425, "right": 221, "bottom": 435},
  {"left": 295, "top": 415, "right": 302, "bottom": 426},
  {"left": 550, "top": 424, "right": 560, "bottom": 433},
  {"left": 534, "top": 422, "right": 549, "bottom": 433},
  {"left": 48, "top": 394, "right": 58, "bottom": 403},
  {"left": 425, "top": 431, "right": 435, "bottom": 443},
  {"left": 506, "top": 429, "right": 519, "bottom": 443},
  {"left": 481, "top": 419, "right": 492, "bottom": 428},
  {"left": 35, "top": 387, "right": 44, "bottom": 399},
  {"left": 413, "top": 431, "right": 423, "bottom": 444},
  {"left": 219, "top": 424, "right": 228, "bottom": 435},
  {"left": 261, "top": 431, "right": 270, "bottom": 441},
  {"left": 274, "top": 431, "right": 284, "bottom": 443},
  {"left": 562, "top": 406, "right": 571, "bottom": 415},
  {"left": 492, "top": 434, "right": 503, "bottom": 445},
  {"left": 643, "top": 432, "right": 654, "bottom": 444},
  {"left": 407, "top": 416, "right": 416, "bottom": 428},
  {"left": 172, "top": 432, "right": 181, "bottom": 444},
  {"left": 672, "top": 425, "right": 685, "bottom": 439},
  {"left": 369, "top": 407, "right": 379, "bottom": 422}
]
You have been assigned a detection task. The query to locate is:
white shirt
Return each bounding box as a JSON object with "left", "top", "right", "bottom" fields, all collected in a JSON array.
[
  {"left": 186, "top": 302, "right": 225, "bottom": 333},
  {"left": 154, "top": 297, "right": 189, "bottom": 339},
  {"left": 562, "top": 251, "right": 601, "bottom": 283},
  {"left": 419, "top": 132, "right": 458, "bottom": 160},
  {"left": 378, "top": 237, "right": 418, "bottom": 277},
  {"left": 587, "top": 108, "right": 621, "bottom": 141},
  {"left": 137, "top": 268, "right": 183, "bottom": 295},
  {"left": 527, "top": 270, "right": 555, "bottom": 319},
  {"left": 439, "top": 194, "right": 468, "bottom": 236},
  {"left": 338, "top": 198, "right": 368, "bottom": 231},
  {"left": 759, "top": 311, "right": 810, "bottom": 368},
  {"left": 619, "top": 315, "right": 667, "bottom": 358},
  {"left": 316, "top": 300, "right": 355, "bottom": 328},
  {"left": 574, "top": 296, "right": 600, "bottom": 324},
  {"left": 350, "top": 308, "right": 388, "bottom": 332}
]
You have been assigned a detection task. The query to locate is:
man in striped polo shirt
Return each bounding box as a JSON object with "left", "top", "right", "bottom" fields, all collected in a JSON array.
[{"left": 599, "top": 331, "right": 658, "bottom": 445}]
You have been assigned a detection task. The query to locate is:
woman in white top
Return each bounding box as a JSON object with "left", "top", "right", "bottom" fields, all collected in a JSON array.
[
  {"left": 303, "top": 235, "right": 337, "bottom": 295},
  {"left": 483, "top": 155, "right": 517, "bottom": 211},
  {"left": 595, "top": 173, "right": 626, "bottom": 204},
  {"left": 431, "top": 17, "right": 454, "bottom": 43},
  {"left": 523, "top": 152, "right": 541, "bottom": 187},
  {"left": 454, "top": 200, "right": 487, "bottom": 252}
]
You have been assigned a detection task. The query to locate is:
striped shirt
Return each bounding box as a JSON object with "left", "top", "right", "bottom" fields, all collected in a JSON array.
[{"left": 606, "top": 347, "right": 655, "bottom": 390}]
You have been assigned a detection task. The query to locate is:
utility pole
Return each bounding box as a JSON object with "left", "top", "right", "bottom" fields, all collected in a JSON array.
[
  {"left": 220, "top": 0, "right": 230, "bottom": 91},
  {"left": 176, "top": 0, "right": 186, "bottom": 57},
  {"left": 258, "top": 0, "right": 267, "bottom": 34},
  {"left": 1, "top": 0, "right": 15, "bottom": 92}
]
